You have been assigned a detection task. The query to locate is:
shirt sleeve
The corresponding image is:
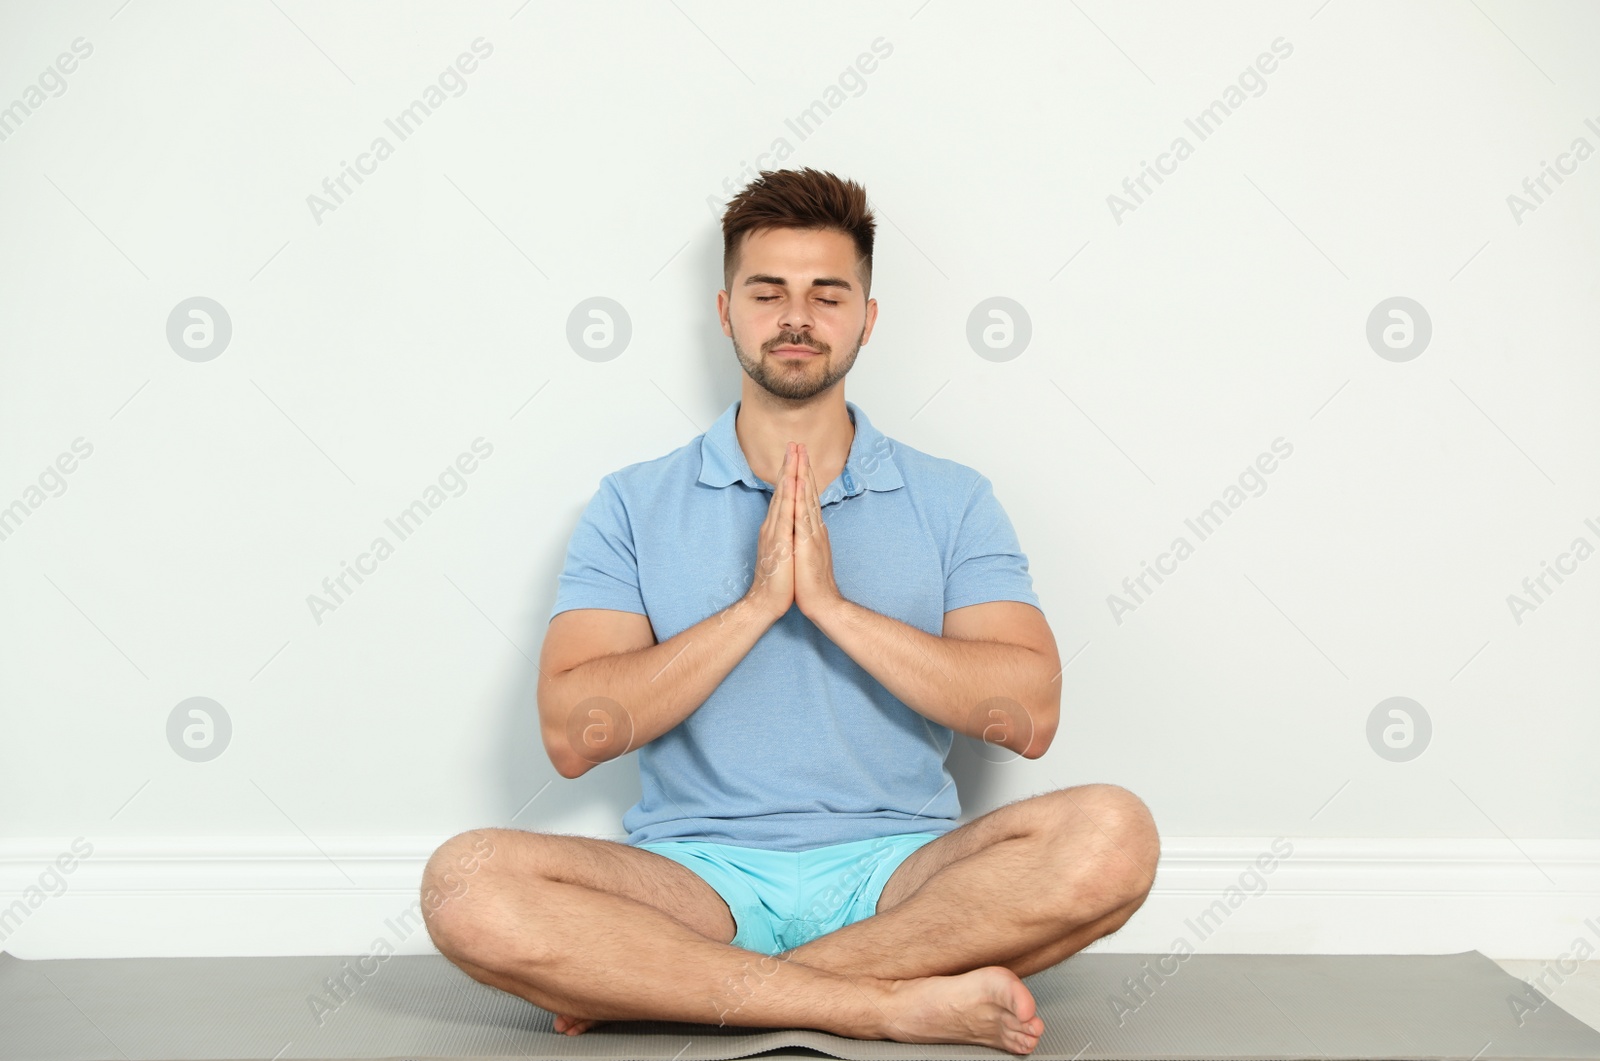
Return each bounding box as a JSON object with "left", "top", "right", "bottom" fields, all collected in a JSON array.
[
  {"left": 944, "top": 473, "right": 1041, "bottom": 613},
  {"left": 549, "top": 474, "right": 648, "bottom": 622}
]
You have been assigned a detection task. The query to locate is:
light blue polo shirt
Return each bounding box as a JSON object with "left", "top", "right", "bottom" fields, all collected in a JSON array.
[{"left": 549, "top": 397, "right": 1041, "bottom": 852}]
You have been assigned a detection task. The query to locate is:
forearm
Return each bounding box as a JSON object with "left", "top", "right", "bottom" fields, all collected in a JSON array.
[
  {"left": 812, "top": 598, "right": 1057, "bottom": 758},
  {"left": 545, "top": 597, "right": 777, "bottom": 777}
]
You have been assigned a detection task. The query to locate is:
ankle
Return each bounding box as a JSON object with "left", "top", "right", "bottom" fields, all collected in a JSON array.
[{"left": 856, "top": 974, "right": 915, "bottom": 1038}]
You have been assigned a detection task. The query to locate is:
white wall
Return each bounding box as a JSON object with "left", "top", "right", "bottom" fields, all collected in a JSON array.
[{"left": 1, "top": 0, "right": 1596, "bottom": 959}]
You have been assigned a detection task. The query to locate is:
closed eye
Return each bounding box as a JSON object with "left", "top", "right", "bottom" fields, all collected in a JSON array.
[{"left": 755, "top": 296, "right": 839, "bottom": 305}]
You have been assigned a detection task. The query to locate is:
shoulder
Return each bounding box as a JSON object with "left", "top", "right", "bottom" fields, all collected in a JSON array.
[
  {"left": 874, "top": 432, "right": 989, "bottom": 506},
  {"left": 601, "top": 436, "right": 703, "bottom": 504}
]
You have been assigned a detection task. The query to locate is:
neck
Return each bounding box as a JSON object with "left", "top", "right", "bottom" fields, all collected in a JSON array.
[{"left": 735, "top": 389, "right": 855, "bottom": 487}]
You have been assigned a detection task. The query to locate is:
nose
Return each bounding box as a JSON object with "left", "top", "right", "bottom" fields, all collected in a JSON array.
[{"left": 778, "top": 302, "right": 815, "bottom": 335}]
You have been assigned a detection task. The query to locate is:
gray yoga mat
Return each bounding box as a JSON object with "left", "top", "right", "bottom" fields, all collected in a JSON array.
[{"left": 3, "top": 948, "right": 1598, "bottom": 1061}]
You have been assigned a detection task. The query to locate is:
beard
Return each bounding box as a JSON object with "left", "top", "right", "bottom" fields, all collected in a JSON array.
[{"left": 731, "top": 323, "right": 864, "bottom": 401}]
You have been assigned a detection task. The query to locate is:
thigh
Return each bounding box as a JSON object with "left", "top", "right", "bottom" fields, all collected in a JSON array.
[
  {"left": 450, "top": 828, "right": 738, "bottom": 944},
  {"left": 875, "top": 797, "right": 1054, "bottom": 915}
]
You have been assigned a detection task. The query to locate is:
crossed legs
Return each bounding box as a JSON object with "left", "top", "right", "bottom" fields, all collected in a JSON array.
[
  {"left": 789, "top": 782, "right": 1160, "bottom": 979},
  {"left": 420, "top": 783, "right": 1159, "bottom": 1054}
]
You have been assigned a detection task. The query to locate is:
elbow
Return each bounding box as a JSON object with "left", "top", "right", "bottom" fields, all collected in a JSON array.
[
  {"left": 550, "top": 745, "right": 589, "bottom": 780},
  {"left": 1020, "top": 653, "right": 1062, "bottom": 759},
  {"left": 542, "top": 719, "right": 592, "bottom": 780},
  {"left": 538, "top": 674, "right": 591, "bottom": 780},
  {"left": 1021, "top": 697, "right": 1059, "bottom": 760}
]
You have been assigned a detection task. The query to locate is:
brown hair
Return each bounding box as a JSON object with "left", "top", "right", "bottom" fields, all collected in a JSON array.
[{"left": 720, "top": 167, "right": 876, "bottom": 298}]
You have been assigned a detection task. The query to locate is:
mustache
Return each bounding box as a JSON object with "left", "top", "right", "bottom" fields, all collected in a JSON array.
[{"left": 767, "top": 334, "right": 826, "bottom": 353}]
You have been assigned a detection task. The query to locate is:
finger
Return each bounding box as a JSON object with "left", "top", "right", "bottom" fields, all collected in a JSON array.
[
  {"left": 779, "top": 443, "right": 795, "bottom": 542},
  {"left": 773, "top": 443, "right": 792, "bottom": 520},
  {"left": 794, "top": 452, "right": 812, "bottom": 540},
  {"left": 793, "top": 449, "right": 803, "bottom": 501},
  {"left": 801, "top": 445, "right": 823, "bottom": 535},
  {"left": 764, "top": 450, "right": 786, "bottom": 570},
  {"left": 772, "top": 443, "right": 790, "bottom": 519},
  {"left": 759, "top": 446, "right": 792, "bottom": 575}
]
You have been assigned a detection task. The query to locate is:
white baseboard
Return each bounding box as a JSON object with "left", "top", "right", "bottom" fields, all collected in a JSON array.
[{"left": 2, "top": 835, "right": 1596, "bottom": 961}]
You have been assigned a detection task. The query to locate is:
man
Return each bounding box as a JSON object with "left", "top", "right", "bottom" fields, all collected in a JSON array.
[{"left": 421, "top": 168, "right": 1159, "bottom": 1055}]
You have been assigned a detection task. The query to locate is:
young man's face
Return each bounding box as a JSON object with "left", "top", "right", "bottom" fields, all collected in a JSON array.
[{"left": 718, "top": 226, "right": 878, "bottom": 402}]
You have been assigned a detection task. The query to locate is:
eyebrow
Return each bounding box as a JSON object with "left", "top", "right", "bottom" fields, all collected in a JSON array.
[{"left": 742, "top": 273, "right": 854, "bottom": 292}]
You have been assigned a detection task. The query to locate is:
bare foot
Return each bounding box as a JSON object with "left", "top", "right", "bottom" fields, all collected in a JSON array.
[
  {"left": 553, "top": 967, "right": 1044, "bottom": 1052},
  {"left": 552, "top": 1013, "right": 600, "bottom": 1035},
  {"left": 875, "top": 965, "right": 1045, "bottom": 1055}
]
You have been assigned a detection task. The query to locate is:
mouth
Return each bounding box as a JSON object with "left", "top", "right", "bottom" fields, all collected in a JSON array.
[{"left": 772, "top": 346, "right": 821, "bottom": 358}]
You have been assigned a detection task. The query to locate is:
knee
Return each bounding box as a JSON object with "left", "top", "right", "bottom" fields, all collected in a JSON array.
[
  {"left": 1049, "top": 784, "right": 1161, "bottom": 904},
  {"left": 419, "top": 828, "right": 508, "bottom": 951}
]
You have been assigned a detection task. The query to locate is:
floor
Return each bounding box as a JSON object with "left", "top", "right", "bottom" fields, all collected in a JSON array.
[{"left": 1494, "top": 958, "right": 1600, "bottom": 1031}]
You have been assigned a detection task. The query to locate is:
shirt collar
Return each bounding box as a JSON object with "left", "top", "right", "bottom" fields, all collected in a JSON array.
[{"left": 698, "top": 398, "right": 905, "bottom": 503}]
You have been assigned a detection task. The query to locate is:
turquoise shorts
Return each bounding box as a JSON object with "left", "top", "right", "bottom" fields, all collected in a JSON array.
[{"left": 635, "top": 831, "right": 944, "bottom": 956}]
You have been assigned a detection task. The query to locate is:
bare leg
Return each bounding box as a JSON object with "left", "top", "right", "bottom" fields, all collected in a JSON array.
[
  {"left": 554, "top": 830, "right": 1143, "bottom": 1035},
  {"left": 426, "top": 874, "right": 1047, "bottom": 1053},
  {"left": 786, "top": 830, "right": 1150, "bottom": 981},
  {"left": 553, "top": 786, "right": 1156, "bottom": 1039}
]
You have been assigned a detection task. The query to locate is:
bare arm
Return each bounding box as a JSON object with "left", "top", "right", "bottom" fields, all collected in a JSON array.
[
  {"left": 787, "top": 444, "right": 1058, "bottom": 758},
  {"left": 539, "top": 443, "right": 804, "bottom": 778},
  {"left": 808, "top": 597, "right": 1061, "bottom": 759},
  {"left": 537, "top": 598, "right": 779, "bottom": 779}
]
